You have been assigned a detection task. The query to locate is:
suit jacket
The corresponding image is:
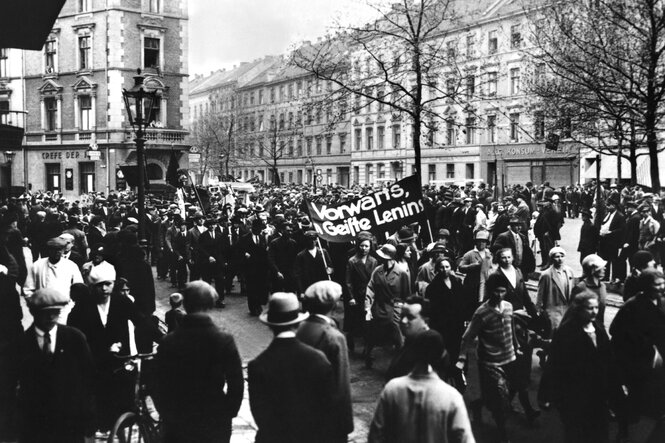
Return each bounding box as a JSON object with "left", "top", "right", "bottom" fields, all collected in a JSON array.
[
  {"left": 86, "top": 226, "right": 105, "bottom": 249},
  {"left": 297, "top": 316, "right": 353, "bottom": 436},
  {"left": 491, "top": 230, "right": 536, "bottom": 276},
  {"left": 198, "top": 229, "right": 230, "bottom": 271},
  {"left": 599, "top": 210, "right": 626, "bottom": 248},
  {"left": 17, "top": 325, "right": 95, "bottom": 439},
  {"left": 185, "top": 226, "right": 205, "bottom": 262},
  {"left": 294, "top": 248, "right": 333, "bottom": 294},
  {"left": 155, "top": 313, "right": 243, "bottom": 441},
  {"left": 248, "top": 337, "right": 335, "bottom": 443},
  {"left": 536, "top": 265, "right": 575, "bottom": 330},
  {"left": 490, "top": 268, "right": 537, "bottom": 318},
  {"left": 236, "top": 232, "right": 270, "bottom": 279},
  {"left": 622, "top": 212, "right": 641, "bottom": 255}
]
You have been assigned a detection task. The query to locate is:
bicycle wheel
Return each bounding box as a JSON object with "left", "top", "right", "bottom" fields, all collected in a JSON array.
[{"left": 108, "top": 412, "right": 152, "bottom": 443}]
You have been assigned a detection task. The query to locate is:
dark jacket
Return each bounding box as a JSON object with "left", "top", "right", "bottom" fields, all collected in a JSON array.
[
  {"left": 17, "top": 325, "right": 96, "bottom": 441},
  {"left": 155, "top": 313, "right": 244, "bottom": 442},
  {"left": 491, "top": 230, "right": 536, "bottom": 276},
  {"left": 248, "top": 337, "right": 335, "bottom": 443},
  {"left": 294, "top": 248, "right": 333, "bottom": 295}
]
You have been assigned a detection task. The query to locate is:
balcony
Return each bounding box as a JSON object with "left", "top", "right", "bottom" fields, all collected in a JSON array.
[{"left": 0, "top": 110, "right": 26, "bottom": 149}]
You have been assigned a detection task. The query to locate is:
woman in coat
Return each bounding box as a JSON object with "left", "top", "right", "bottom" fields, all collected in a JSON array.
[
  {"left": 548, "top": 290, "right": 617, "bottom": 443},
  {"left": 344, "top": 233, "right": 377, "bottom": 353}
]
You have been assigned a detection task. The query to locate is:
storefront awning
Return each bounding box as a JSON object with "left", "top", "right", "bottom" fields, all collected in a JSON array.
[
  {"left": 636, "top": 155, "right": 665, "bottom": 189},
  {"left": 0, "top": 1, "right": 66, "bottom": 50},
  {"left": 582, "top": 155, "right": 632, "bottom": 180}
]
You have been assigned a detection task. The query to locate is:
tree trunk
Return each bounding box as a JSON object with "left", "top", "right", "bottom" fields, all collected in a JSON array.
[
  {"left": 629, "top": 141, "right": 638, "bottom": 187},
  {"left": 412, "top": 121, "right": 422, "bottom": 184}
]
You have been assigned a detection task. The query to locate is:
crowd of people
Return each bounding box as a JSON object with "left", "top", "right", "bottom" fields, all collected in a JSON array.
[{"left": 0, "top": 177, "right": 664, "bottom": 443}]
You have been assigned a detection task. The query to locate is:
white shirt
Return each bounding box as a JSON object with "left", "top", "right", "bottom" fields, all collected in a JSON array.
[
  {"left": 97, "top": 297, "right": 111, "bottom": 326},
  {"left": 276, "top": 330, "right": 296, "bottom": 338},
  {"left": 35, "top": 325, "right": 57, "bottom": 354},
  {"left": 600, "top": 210, "right": 616, "bottom": 235},
  {"left": 308, "top": 248, "right": 317, "bottom": 258},
  {"left": 500, "top": 266, "right": 517, "bottom": 288},
  {"left": 23, "top": 257, "right": 83, "bottom": 324}
]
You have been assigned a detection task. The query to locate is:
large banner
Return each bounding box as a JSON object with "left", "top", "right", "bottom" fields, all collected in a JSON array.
[{"left": 306, "top": 175, "right": 426, "bottom": 243}]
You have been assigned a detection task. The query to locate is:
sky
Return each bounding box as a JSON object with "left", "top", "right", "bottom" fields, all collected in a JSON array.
[{"left": 188, "top": 0, "right": 377, "bottom": 77}]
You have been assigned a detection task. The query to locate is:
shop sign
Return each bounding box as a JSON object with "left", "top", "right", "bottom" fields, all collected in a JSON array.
[
  {"left": 40, "top": 150, "right": 84, "bottom": 160},
  {"left": 481, "top": 143, "right": 579, "bottom": 160}
]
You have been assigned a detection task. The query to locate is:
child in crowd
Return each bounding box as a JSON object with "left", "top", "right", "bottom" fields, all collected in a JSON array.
[{"left": 165, "top": 293, "right": 185, "bottom": 333}]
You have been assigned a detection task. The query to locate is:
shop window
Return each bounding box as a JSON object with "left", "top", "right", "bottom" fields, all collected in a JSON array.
[
  {"left": 79, "top": 162, "right": 95, "bottom": 193},
  {"left": 144, "top": 37, "right": 160, "bottom": 69},
  {"left": 46, "top": 163, "right": 61, "bottom": 192}
]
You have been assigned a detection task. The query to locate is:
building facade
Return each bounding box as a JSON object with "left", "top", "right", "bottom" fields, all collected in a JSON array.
[{"left": 1, "top": 0, "right": 190, "bottom": 199}]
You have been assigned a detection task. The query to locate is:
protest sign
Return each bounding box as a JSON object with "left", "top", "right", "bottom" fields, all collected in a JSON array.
[{"left": 306, "top": 175, "right": 426, "bottom": 243}]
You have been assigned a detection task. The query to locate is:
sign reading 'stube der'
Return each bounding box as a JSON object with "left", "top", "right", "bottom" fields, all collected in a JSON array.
[{"left": 306, "top": 175, "right": 426, "bottom": 243}]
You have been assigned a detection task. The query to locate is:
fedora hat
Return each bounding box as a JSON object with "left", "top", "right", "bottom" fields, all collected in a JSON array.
[
  {"left": 376, "top": 244, "right": 397, "bottom": 260},
  {"left": 397, "top": 226, "right": 416, "bottom": 243},
  {"left": 260, "top": 292, "right": 309, "bottom": 327}
]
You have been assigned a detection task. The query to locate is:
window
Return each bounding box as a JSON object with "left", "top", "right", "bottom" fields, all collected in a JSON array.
[
  {"left": 45, "top": 97, "right": 57, "bottom": 131},
  {"left": 145, "top": 97, "right": 161, "bottom": 125},
  {"left": 446, "top": 78, "right": 456, "bottom": 97},
  {"left": 289, "top": 171, "right": 294, "bottom": 183},
  {"left": 355, "top": 128, "right": 362, "bottom": 150},
  {"left": 535, "top": 63, "right": 546, "bottom": 83},
  {"left": 510, "top": 68, "right": 520, "bottom": 95},
  {"left": 466, "top": 34, "right": 475, "bottom": 58},
  {"left": 0, "top": 49, "right": 7, "bottom": 78},
  {"left": 366, "top": 127, "right": 374, "bottom": 150},
  {"left": 288, "top": 84, "right": 293, "bottom": 99},
  {"left": 377, "top": 126, "right": 385, "bottom": 149},
  {"left": 326, "top": 137, "right": 332, "bottom": 154},
  {"left": 316, "top": 138, "right": 322, "bottom": 155},
  {"left": 428, "top": 164, "right": 436, "bottom": 181},
  {"left": 296, "top": 139, "right": 303, "bottom": 156},
  {"left": 306, "top": 137, "right": 312, "bottom": 155},
  {"left": 427, "top": 121, "right": 437, "bottom": 145},
  {"left": 510, "top": 113, "right": 520, "bottom": 141},
  {"left": 278, "top": 113, "right": 284, "bottom": 130},
  {"left": 446, "top": 163, "right": 455, "bottom": 179},
  {"left": 377, "top": 163, "right": 385, "bottom": 179},
  {"left": 144, "top": 37, "right": 160, "bottom": 69},
  {"left": 488, "top": 30, "right": 498, "bottom": 54},
  {"left": 392, "top": 125, "right": 401, "bottom": 148},
  {"left": 466, "top": 75, "right": 475, "bottom": 98},
  {"left": 149, "top": 0, "right": 160, "bottom": 13},
  {"left": 339, "top": 134, "right": 346, "bottom": 153},
  {"left": 446, "top": 119, "right": 455, "bottom": 145},
  {"left": 45, "top": 39, "right": 56, "bottom": 73},
  {"left": 78, "top": 36, "right": 91, "bottom": 70},
  {"left": 270, "top": 87, "right": 275, "bottom": 103},
  {"left": 279, "top": 85, "right": 284, "bottom": 101},
  {"left": 534, "top": 111, "right": 545, "bottom": 139},
  {"left": 487, "top": 115, "right": 496, "bottom": 143},
  {"left": 562, "top": 116, "right": 572, "bottom": 138},
  {"left": 466, "top": 163, "right": 475, "bottom": 179},
  {"left": 46, "top": 163, "right": 61, "bottom": 192},
  {"left": 249, "top": 117, "right": 255, "bottom": 132},
  {"left": 446, "top": 41, "right": 456, "bottom": 59},
  {"left": 488, "top": 72, "right": 498, "bottom": 96},
  {"left": 79, "top": 0, "right": 91, "bottom": 13},
  {"left": 79, "top": 96, "right": 92, "bottom": 130},
  {"left": 259, "top": 89, "right": 264, "bottom": 104},
  {"left": 353, "top": 166, "right": 360, "bottom": 184},
  {"left": 258, "top": 115, "right": 264, "bottom": 131},
  {"left": 269, "top": 115, "right": 275, "bottom": 130},
  {"left": 465, "top": 117, "right": 475, "bottom": 144},
  {"left": 315, "top": 106, "right": 321, "bottom": 124},
  {"left": 366, "top": 164, "right": 373, "bottom": 184},
  {"left": 511, "top": 25, "right": 522, "bottom": 49},
  {"left": 297, "top": 81, "right": 302, "bottom": 96}
]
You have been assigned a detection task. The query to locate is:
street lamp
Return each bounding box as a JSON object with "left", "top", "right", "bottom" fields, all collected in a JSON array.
[
  {"left": 122, "top": 69, "right": 157, "bottom": 250},
  {"left": 4, "top": 151, "right": 15, "bottom": 195}
]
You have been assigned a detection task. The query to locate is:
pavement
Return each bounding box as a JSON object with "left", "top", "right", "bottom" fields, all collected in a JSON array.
[{"left": 16, "top": 215, "right": 639, "bottom": 443}]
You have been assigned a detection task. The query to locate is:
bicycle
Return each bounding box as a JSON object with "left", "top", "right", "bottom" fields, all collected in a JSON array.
[{"left": 107, "top": 352, "right": 161, "bottom": 443}]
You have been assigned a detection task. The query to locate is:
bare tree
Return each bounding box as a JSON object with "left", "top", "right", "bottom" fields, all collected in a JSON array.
[
  {"left": 292, "top": 0, "right": 472, "bottom": 182},
  {"left": 191, "top": 109, "right": 238, "bottom": 182},
  {"left": 526, "top": 0, "right": 665, "bottom": 188}
]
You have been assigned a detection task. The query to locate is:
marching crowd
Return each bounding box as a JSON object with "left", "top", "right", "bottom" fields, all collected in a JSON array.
[{"left": 0, "top": 178, "right": 664, "bottom": 443}]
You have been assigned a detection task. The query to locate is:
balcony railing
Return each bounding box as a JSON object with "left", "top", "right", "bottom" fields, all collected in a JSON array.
[
  {"left": 0, "top": 110, "right": 27, "bottom": 148},
  {"left": 126, "top": 127, "right": 188, "bottom": 144}
]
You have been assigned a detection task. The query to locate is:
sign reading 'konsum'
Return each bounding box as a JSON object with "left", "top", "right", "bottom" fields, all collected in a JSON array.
[{"left": 306, "top": 175, "right": 426, "bottom": 243}]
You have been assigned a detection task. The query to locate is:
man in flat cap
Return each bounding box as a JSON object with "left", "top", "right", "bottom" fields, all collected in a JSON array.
[
  {"left": 23, "top": 237, "right": 84, "bottom": 323},
  {"left": 297, "top": 281, "right": 353, "bottom": 443},
  {"left": 248, "top": 292, "right": 335, "bottom": 443},
  {"left": 17, "top": 288, "right": 95, "bottom": 443},
  {"left": 293, "top": 230, "right": 333, "bottom": 299}
]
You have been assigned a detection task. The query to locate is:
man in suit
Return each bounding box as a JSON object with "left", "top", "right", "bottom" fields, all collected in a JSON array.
[
  {"left": 165, "top": 217, "right": 189, "bottom": 289},
  {"left": 198, "top": 218, "right": 230, "bottom": 307},
  {"left": 267, "top": 222, "right": 300, "bottom": 293},
  {"left": 17, "top": 288, "right": 95, "bottom": 443},
  {"left": 155, "top": 281, "right": 243, "bottom": 443},
  {"left": 86, "top": 216, "right": 106, "bottom": 253},
  {"left": 248, "top": 292, "right": 336, "bottom": 443},
  {"left": 619, "top": 201, "right": 640, "bottom": 284},
  {"left": 458, "top": 197, "right": 477, "bottom": 254},
  {"left": 294, "top": 230, "right": 333, "bottom": 298},
  {"left": 59, "top": 233, "right": 85, "bottom": 270},
  {"left": 186, "top": 212, "right": 207, "bottom": 281},
  {"left": 536, "top": 246, "right": 574, "bottom": 333},
  {"left": 598, "top": 196, "right": 626, "bottom": 282},
  {"left": 236, "top": 218, "right": 271, "bottom": 316},
  {"left": 491, "top": 217, "right": 536, "bottom": 277},
  {"left": 297, "top": 281, "right": 353, "bottom": 443},
  {"left": 68, "top": 263, "right": 161, "bottom": 433}
]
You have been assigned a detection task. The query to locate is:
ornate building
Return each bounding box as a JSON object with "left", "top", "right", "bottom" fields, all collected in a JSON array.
[{"left": 1, "top": 0, "right": 190, "bottom": 198}]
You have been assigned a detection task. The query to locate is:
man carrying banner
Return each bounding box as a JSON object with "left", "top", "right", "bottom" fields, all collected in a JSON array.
[{"left": 294, "top": 231, "right": 333, "bottom": 299}]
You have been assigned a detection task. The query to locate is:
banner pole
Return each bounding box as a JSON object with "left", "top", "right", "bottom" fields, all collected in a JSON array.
[
  {"left": 426, "top": 219, "right": 434, "bottom": 244},
  {"left": 316, "top": 237, "right": 332, "bottom": 280}
]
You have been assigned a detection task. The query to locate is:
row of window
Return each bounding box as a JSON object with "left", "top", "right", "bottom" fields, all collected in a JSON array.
[
  {"left": 234, "top": 134, "right": 348, "bottom": 158},
  {"left": 43, "top": 35, "right": 160, "bottom": 74},
  {"left": 76, "top": 0, "right": 160, "bottom": 14}
]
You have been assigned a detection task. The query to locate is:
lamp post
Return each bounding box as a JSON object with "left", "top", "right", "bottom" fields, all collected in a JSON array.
[
  {"left": 4, "top": 150, "right": 15, "bottom": 196},
  {"left": 122, "top": 69, "right": 157, "bottom": 250}
]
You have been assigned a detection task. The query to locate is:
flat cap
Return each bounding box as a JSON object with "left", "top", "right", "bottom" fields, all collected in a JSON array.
[{"left": 27, "top": 288, "right": 70, "bottom": 310}]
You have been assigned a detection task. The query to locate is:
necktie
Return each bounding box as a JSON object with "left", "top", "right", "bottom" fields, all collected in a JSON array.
[{"left": 43, "top": 332, "right": 52, "bottom": 356}]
